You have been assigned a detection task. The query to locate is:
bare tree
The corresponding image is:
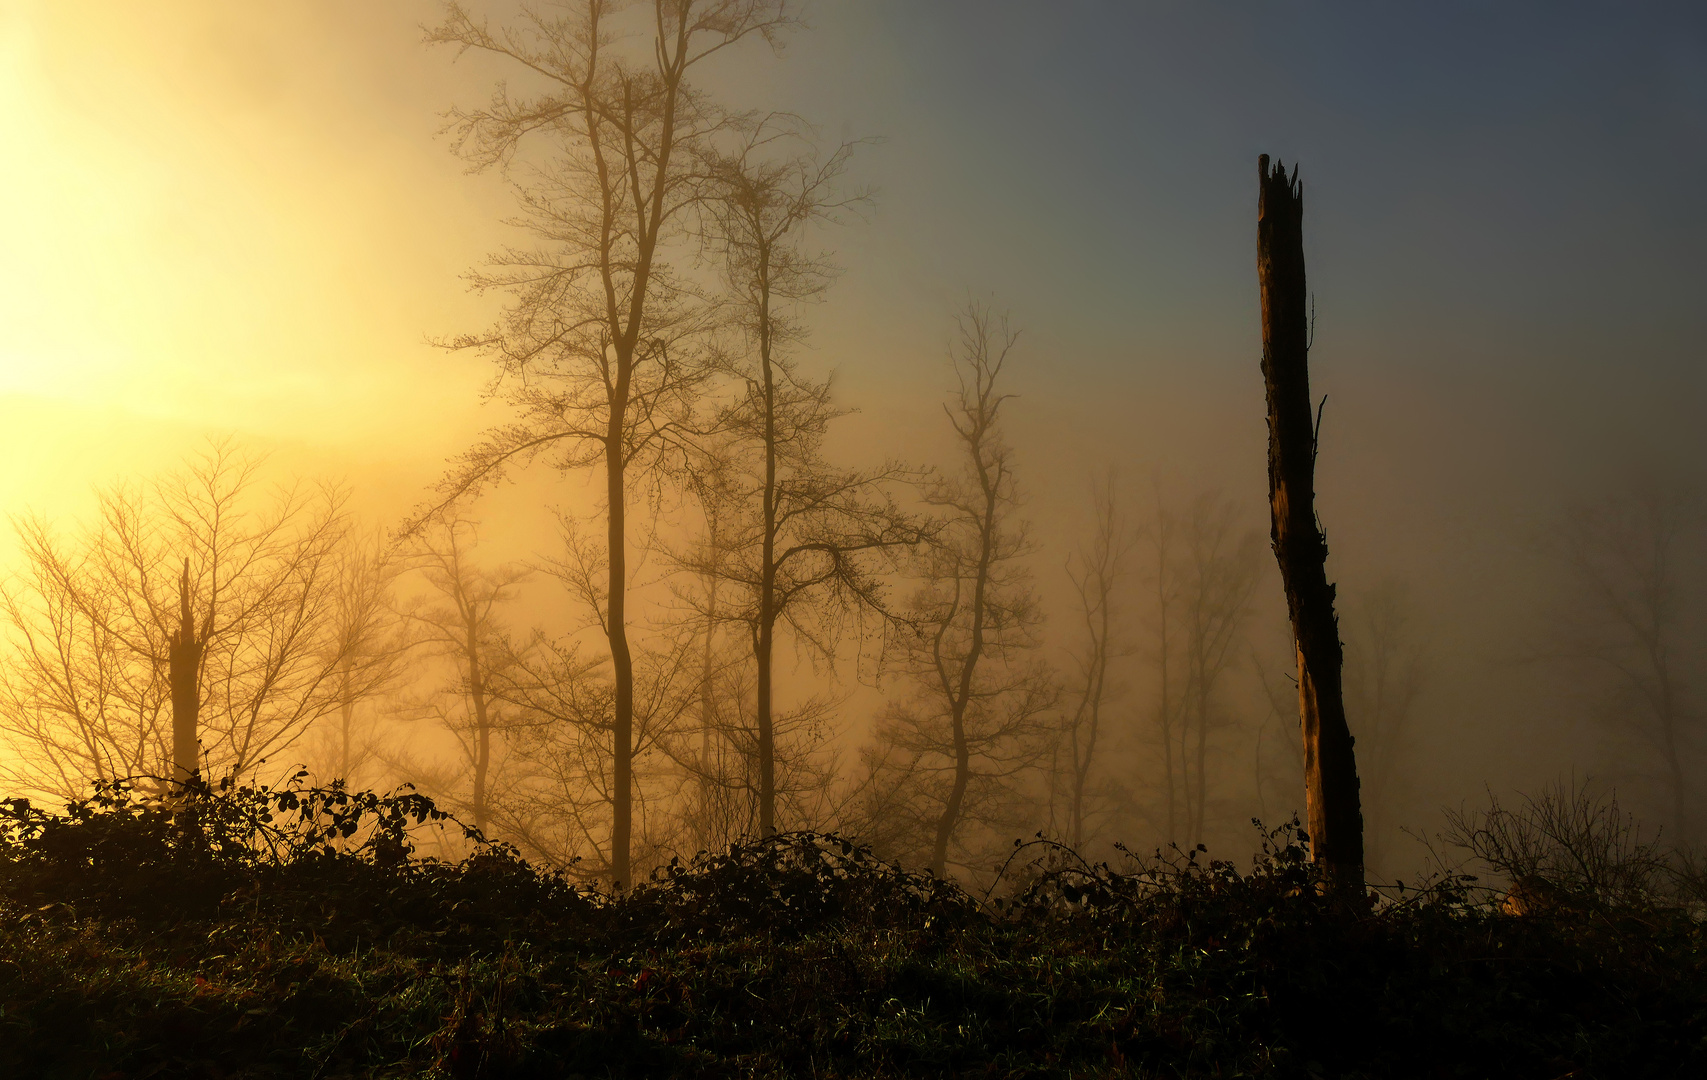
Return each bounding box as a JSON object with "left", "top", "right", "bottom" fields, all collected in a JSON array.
[
  {"left": 474, "top": 632, "right": 613, "bottom": 870},
  {"left": 305, "top": 530, "right": 412, "bottom": 788},
  {"left": 1137, "top": 490, "right": 1262, "bottom": 847},
  {"left": 398, "top": 520, "right": 529, "bottom": 833},
  {"left": 1052, "top": 471, "right": 1135, "bottom": 851},
  {"left": 1441, "top": 777, "right": 1668, "bottom": 907},
  {"left": 0, "top": 441, "right": 351, "bottom": 798},
  {"left": 666, "top": 471, "right": 848, "bottom": 852},
  {"left": 874, "top": 305, "right": 1056, "bottom": 877},
  {"left": 1178, "top": 497, "right": 1263, "bottom": 844},
  {"left": 490, "top": 622, "right": 701, "bottom": 877},
  {"left": 458, "top": 511, "right": 699, "bottom": 877},
  {"left": 670, "top": 451, "right": 759, "bottom": 848},
  {"left": 1552, "top": 475, "right": 1704, "bottom": 842},
  {"left": 684, "top": 118, "right": 924, "bottom": 833},
  {"left": 1257, "top": 154, "right": 1363, "bottom": 890},
  {"left": 425, "top": 0, "right": 796, "bottom": 886},
  {"left": 669, "top": 458, "right": 850, "bottom": 852},
  {"left": 1143, "top": 482, "right": 1181, "bottom": 842}
]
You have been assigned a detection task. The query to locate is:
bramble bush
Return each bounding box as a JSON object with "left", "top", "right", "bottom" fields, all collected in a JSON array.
[{"left": 2, "top": 778, "right": 1705, "bottom": 1078}]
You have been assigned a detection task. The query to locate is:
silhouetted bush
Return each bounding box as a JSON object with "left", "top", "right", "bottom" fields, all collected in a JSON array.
[
  {"left": 3, "top": 782, "right": 1705, "bottom": 1078},
  {"left": 1440, "top": 779, "right": 1672, "bottom": 910}
]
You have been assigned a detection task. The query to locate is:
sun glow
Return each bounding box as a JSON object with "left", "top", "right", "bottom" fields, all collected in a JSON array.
[{"left": 0, "top": 2, "right": 505, "bottom": 535}]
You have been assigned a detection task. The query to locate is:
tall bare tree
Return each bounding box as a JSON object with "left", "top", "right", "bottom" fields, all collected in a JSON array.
[
  {"left": 686, "top": 119, "right": 923, "bottom": 833},
  {"left": 1053, "top": 471, "right": 1135, "bottom": 851},
  {"left": 673, "top": 454, "right": 749, "bottom": 845},
  {"left": 453, "top": 511, "right": 700, "bottom": 876},
  {"left": 0, "top": 441, "right": 351, "bottom": 798},
  {"left": 876, "top": 305, "right": 1056, "bottom": 877},
  {"left": 307, "top": 531, "right": 411, "bottom": 787},
  {"left": 1138, "top": 490, "right": 1262, "bottom": 847},
  {"left": 1178, "top": 498, "right": 1263, "bottom": 844},
  {"left": 399, "top": 520, "right": 529, "bottom": 833},
  {"left": 425, "top": 0, "right": 797, "bottom": 887},
  {"left": 671, "top": 461, "right": 848, "bottom": 850},
  {"left": 1144, "top": 483, "right": 1182, "bottom": 842},
  {"left": 491, "top": 620, "right": 701, "bottom": 877},
  {"left": 1257, "top": 154, "right": 1363, "bottom": 890}
]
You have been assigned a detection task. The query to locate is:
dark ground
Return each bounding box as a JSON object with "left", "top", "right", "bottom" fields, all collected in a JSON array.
[{"left": 3, "top": 781, "right": 1704, "bottom": 1078}]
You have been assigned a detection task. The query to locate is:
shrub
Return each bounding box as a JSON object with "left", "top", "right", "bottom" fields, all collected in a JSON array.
[
  {"left": 2, "top": 783, "right": 1705, "bottom": 1077},
  {"left": 1439, "top": 778, "right": 1672, "bottom": 909}
]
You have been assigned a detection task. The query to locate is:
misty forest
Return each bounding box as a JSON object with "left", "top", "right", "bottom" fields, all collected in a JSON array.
[{"left": 3, "top": 2, "right": 1706, "bottom": 1077}]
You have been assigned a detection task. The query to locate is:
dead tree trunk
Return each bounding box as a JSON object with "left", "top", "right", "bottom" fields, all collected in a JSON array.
[
  {"left": 1256, "top": 155, "right": 1364, "bottom": 891},
  {"left": 168, "top": 558, "right": 201, "bottom": 787}
]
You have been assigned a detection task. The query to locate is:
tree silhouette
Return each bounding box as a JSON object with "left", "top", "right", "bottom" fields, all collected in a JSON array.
[
  {"left": 0, "top": 441, "right": 353, "bottom": 798},
  {"left": 874, "top": 305, "right": 1056, "bottom": 877},
  {"left": 1138, "top": 489, "right": 1261, "bottom": 847},
  {"left": 1257, "top": 154, "right": 1363, "bottom": 890},
  {"left": 304, "top": 530, "right": 411, "bottom": 790},
  {"left": 1052, "top": 471, "right": 1135, "bottom": 851},
  {"left": 397, "top": 519, "right": 529, "bottom": 833},
  {"left": 425, "top": 0, "right": 796, "bottom": 887},
  {"left": 682, "top": 118, "right": 925, "bottom": 834}
]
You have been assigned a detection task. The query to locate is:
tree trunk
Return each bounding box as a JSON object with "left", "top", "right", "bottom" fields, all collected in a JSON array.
[
  {"left": 1256, "top": 155, "right": 1363, "bottom": 891},
  {"left": 756, "top": 605, "right": 775, "bottom": 834},
  {"left": 607, "top": 401, "right": 634, "bottom": 889},
  {"left": 465, "top": 610, "right": 491, "bottom": 833},
  {"left": 337, "top": 658, "right": 354, "bottom": 780},
  {"left": 1069, "top": 597, "right": 1109, "bottom": 851},
  {"left": 931, "top": 701, "right": 972, "bottom": 877},
  {"left": 932, "top": 485, "right": 999, "bottom": 877},
  {"left": 700, "top": 573, "right": 716, "bottom": 775},
  {"left": 168, "top": 558, "right": 201, "bottom": 788},
  {"left": 756, "top": 273, "right": 778, "bottom": 835},
  {"left": 1194, "top": 660, "right": 1209, "bottom": 844}
]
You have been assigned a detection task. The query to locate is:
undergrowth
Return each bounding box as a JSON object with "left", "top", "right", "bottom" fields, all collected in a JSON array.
[{"left": 2, "top": 778, "right": 1704, "bottom": 1078}]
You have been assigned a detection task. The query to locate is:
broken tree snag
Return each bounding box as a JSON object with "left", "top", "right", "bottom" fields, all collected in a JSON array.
[
  {"left": 1256, "top": 155, "right": 1364, "bottom": 892},
  {"left": 169, "top": 558, "right": 202, "bottom": 788}
]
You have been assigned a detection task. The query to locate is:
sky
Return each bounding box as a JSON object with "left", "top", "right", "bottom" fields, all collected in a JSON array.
[{"left": 1, "top": 1, "right": 1704, "bottom": 845}]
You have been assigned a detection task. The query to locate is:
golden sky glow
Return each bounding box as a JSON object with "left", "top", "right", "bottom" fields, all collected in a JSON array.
[
  {"left": 0, "top": 0, "right": 1700, "bottom": 831},
  {"left": 1, "top": 0, "right": 1698, "bottom": 552},
  {"left": 0, "top": 2, "right": 506, "bottom": 534}
]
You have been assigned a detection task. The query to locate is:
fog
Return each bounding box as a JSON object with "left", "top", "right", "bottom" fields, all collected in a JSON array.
[{"left": 1, "top": 0, "right": 1703, "bottom": 885}]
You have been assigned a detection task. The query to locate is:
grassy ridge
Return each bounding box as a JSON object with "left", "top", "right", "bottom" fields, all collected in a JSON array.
[{"left": 2, "top": 782, "right": 1704, "bottom": 1078}]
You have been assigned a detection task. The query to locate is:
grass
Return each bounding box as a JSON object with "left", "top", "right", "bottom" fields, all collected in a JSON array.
[{"left": 2, "top": 780, "right": 1705, "bottom": 1078}]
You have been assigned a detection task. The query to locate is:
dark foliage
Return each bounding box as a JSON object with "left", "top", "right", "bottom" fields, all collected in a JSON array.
[{"left": 2, "top": 783, "right": 1705, "bottom": 1078}]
